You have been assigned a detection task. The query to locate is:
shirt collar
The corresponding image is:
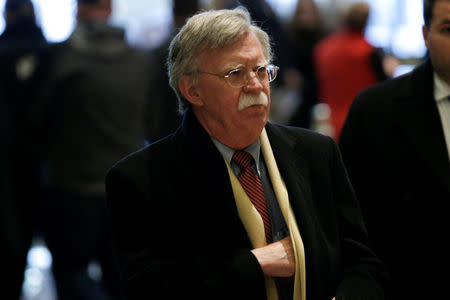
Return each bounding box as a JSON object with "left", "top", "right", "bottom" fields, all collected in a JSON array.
[
  {"left": 433, "top": 72, "right": 450, "bottom": 103},
  {"left": 211, "top": 137, "right": 261, "bottom": 172}
]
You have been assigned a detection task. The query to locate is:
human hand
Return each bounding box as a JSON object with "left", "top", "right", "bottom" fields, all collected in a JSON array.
[{"left": 251, "top": 236, "right": 295, "bottom": 277}]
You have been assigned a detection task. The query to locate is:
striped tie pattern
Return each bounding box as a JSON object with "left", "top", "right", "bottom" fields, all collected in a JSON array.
[{"left": 232, "top": 150, "right": 272, "bottom": 243}]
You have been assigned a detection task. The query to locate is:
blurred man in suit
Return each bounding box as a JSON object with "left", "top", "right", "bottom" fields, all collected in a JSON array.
[
  {"left": 339, "top": 0, "right": 450, "bottom": 299},
  {"left": 0, "top": 0, "right": 53, "bottom": 298},
  {"left": 32, "top": 0, "right": 157, "bottom": 299}
]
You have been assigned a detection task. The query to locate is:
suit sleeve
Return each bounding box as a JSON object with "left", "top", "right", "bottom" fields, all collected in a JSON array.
[{"left": 328, "top": 137, "right": 390, "bottom": 300}]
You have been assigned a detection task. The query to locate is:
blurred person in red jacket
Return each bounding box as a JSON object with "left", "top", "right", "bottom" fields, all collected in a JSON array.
[{"left": 313, "top": 1, "right": 398, "bottom": 140}]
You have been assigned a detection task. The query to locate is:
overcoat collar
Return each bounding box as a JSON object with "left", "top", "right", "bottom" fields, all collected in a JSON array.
[
  {"left": 180, "top": 109, "right": 312, "bottom": 209},
  {"left": 178, "top": 110, "right": 248, "bottom": 239},
  {"left": 178, "top": 110, "right": 313, "bottom": 239},
  {"left": 263, "top": 125, "right": 312, "bottom": 233}
]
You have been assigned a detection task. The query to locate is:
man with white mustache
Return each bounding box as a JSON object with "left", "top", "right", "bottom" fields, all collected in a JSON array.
[{"left": 105, "top": 6, "right": 389, "bottom": 300}]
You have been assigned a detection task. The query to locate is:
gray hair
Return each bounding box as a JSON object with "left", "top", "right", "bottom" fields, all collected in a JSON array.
[{"left": 167, "top": 6, "right": 273, "bottom": 114}]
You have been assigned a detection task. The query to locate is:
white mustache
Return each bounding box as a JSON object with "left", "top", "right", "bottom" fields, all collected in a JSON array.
[{"left": 238, "top": 92, "right": 268, "bottom": 111}]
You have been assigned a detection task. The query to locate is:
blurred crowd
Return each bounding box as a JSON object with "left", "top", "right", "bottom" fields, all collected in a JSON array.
[{"left": 1, "top": 0, "right": 426, "bottom": 299}]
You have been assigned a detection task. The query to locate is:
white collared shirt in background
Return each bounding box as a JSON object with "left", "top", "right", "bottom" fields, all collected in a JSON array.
[{"left": 433, "top": 73, "right": 450, "bottom": 162}]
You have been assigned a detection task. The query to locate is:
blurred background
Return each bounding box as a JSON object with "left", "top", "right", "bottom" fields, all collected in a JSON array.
[
  {"left": 0, "top": 0, "right": 427, "bottom": 299},
  {"left": 0, "top": 0, "right": 426, "bottom": 61}
]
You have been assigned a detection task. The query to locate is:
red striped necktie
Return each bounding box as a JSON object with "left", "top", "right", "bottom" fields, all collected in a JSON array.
[{"left": 232, "top": 150, "right": 272, "bottom": 243}]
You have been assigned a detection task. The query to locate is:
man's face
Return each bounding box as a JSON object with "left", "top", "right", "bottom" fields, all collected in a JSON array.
[
  {"left": 423, "top": 0, "right": 450, "bottom": 84},
  {"left": 190, "top": 32, "right": 271, "bottom": 149}
]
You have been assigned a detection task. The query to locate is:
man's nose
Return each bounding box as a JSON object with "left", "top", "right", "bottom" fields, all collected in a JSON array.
[{"left": 243, "top": 71, "right": 264, "bottom": 92}]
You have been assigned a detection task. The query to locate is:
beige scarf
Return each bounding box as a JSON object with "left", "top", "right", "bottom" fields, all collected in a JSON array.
[{"left": 225, "top": 128, "right": 306, "bottom": 300}]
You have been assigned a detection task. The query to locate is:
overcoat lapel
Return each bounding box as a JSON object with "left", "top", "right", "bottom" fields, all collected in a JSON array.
[
  {"left": 178, "top": 110, "right": 252, "bottom": 244},
  {"left": 393, "top": 60, "right": 450, "bottom": 194},
  {"left": 264, "top": 124, "right": 312, "bottom": 237}
]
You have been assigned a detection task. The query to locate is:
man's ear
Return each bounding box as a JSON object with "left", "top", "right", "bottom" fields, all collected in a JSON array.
[
  {"left": 179, "top": 75, "right": 203, "bottom": 106},
  {"left": 422, "top": 24, "right": 430, "bottom": 49}
]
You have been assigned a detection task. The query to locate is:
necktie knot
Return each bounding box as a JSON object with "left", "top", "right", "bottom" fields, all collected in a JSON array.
[{"left": 232, "top": 150, "right": 253, "bottom": 169}]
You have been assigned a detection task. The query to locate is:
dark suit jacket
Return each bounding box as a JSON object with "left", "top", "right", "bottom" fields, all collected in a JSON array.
[
  {"left": 32, "top": 22, "right": 155, "bottom": 195},
  {"left": 106, "top": 110, "right": 388, "bottom": 300},
  {"left": 339, "top": 59, "right": 450, "bottom": 300}
]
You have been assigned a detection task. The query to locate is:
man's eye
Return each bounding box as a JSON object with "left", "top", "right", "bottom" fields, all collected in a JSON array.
[
  {"left": 228, "top": 69, "right": 243, "bottom": 77},
  {"left": 256, "top": 66, "right": 266, "bottom": 76},
  {"left": 441, "top": 27, "right": 450, "bottom": 33}
]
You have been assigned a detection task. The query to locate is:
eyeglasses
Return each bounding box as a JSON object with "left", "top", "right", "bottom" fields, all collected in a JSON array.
[{"left": 198, "top": 64, "right": 280, "bottom": 88}]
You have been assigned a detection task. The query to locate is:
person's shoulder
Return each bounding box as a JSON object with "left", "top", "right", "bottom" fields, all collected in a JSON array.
[
  {"left": 268, "top": 123, "right": 341, "bottom": 166},
  {"left": 366, "top": 69, "right": 413, "bottom": 95},
  {"left": 113, "top": 133, "right": 178, "bottom": 170},
  {"left": 267, "top": 122, "right": 333, "bottom": 149},
  {"left": 125, "top": 45, "right": 150, "bottom": 59},
  {"left": 47, "top": 40, "right": 78, "bottom": 66},
  {"left": 353, "top": 65, "right": 420, "bottom": 109},
  {"left": 116, "top": 43, "right": 152, "bottom": 65}
]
